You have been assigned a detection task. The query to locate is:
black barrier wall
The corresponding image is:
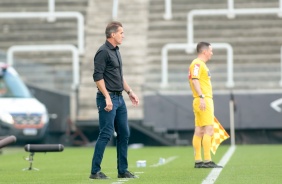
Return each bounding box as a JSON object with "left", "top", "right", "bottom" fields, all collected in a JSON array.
[
  {"left": 144, "top": 91, "right": 282, "bottom": 131},
  {"left": 27, "top": 84, "right": 70, "bottom": 133}
]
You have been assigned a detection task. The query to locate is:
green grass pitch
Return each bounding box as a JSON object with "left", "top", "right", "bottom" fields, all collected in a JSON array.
[{"left": 0, "top": 145, "right": 281, "bottom": 184}]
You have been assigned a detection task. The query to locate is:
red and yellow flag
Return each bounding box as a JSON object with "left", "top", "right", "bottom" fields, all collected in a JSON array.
[{"left": 211, "top": 117, "right": 230, "bottom": 155}]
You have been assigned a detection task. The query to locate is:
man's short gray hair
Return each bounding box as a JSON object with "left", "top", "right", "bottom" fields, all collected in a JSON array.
[{"left": 105, "top": 21, "right": 123, "bottom": 38}]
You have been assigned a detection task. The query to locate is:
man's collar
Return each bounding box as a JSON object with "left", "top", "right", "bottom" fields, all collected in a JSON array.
[
  {"left": 105, "top": 40, "right": 119, "bottom": 50},
  {"left": 197, "top": 57, "right": 206, "bottom": 63}
]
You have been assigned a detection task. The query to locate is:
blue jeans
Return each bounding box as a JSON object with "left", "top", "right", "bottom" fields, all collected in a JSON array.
[{"left": 91, "top": 93, "right": 130, "bottom": 174}]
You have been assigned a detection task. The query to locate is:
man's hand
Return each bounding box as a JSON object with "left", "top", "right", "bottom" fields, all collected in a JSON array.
[
  {"left": 129, "top": 92, "right": 139, "bottom": 106},
  {"left": 104, "top": 96, "right": 113, "bottom": 112},
  {"left": 199, "top": 98, "right": 206, "bottom": 111}
]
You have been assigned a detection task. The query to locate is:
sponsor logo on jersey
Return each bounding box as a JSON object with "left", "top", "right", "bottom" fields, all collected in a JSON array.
[
  {"left": 193, "top": 64, "right": 200, "bottom": 76},
  {"left": 188, "top": 69, "right": 191, "bottom": 79}
]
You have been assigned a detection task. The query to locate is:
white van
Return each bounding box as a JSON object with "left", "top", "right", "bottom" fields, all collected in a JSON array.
[{"left": 0, "top": 62, "right": 49, "bottom": 141}]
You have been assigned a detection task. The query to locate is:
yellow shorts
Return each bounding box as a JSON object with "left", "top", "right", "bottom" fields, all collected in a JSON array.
[{"left": 193, "top": 98, "right": 214, "bottom": 127}]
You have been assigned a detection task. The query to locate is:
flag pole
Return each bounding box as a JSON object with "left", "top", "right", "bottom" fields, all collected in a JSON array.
[{"left": 229, "top": 92, "right": 235, "bottom": 146}]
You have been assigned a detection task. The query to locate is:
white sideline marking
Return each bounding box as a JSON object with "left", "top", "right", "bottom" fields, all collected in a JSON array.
[
  {"left": 202, "top": 146, "right": 236, "bottom": 184},
  {"left": 150, "top": 156, "right": 178, "bottom": 167}
]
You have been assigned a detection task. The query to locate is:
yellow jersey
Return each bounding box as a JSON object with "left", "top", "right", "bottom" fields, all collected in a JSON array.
[{"left": 188, "top": 58, "right": 213, "bottom": 98}]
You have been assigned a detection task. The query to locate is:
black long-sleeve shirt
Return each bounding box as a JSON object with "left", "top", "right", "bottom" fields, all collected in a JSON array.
[{"left": 93, "top": 40, "right": 124, "bottom": 92}]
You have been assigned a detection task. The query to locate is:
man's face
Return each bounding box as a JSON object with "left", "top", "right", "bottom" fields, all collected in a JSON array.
[
  {"left": 203, "top": 46, "right": 213, "bottom": 61},
  {"left": 112, "top": 27, "right": 124, "bottom": 45},
  {"left": 205, "top": 46, "right": 213, "bottom": 61}
]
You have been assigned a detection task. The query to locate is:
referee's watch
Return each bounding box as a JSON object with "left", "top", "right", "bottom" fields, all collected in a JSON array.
[{"left": 199, "top": 94, "right": 205, "bottom": 99}]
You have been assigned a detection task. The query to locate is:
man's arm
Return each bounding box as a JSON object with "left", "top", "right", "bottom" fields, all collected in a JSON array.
[
  {"left": 192, "top": 79, "right": 203, "bottom": 97},
  {"left": 192, "top": 79, "right": 206, "bottom": 111},
  {"left": 96, "top": 79, "right": 113, "bottom": 112},
  {"left": 93, "top": 49, "right": 114, "bottom": 112},
  {"left": 123, "top": 79, "right": 139, "bottom": 106}
]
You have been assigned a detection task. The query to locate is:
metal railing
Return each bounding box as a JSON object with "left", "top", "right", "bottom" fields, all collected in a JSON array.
[
  {"left": 161, "top": 43, "right": 234, "bottom": 88},
  {"left": 163, "top": 0, "right": 172, "bottom": 20},
  {"left": 6, "top": 45, "right": 80, "bottom": 121},
  {"left": 112, "top": 0, "right": 119, "bottom": 20},
  {"left": 0, "top": 11, "right": 85, "bottom": 54},
  {"left": 48, "top": 0, "right": 56, "bottom": 22}
]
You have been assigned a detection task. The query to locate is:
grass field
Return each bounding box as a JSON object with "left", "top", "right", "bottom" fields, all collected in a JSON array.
[{"left": 0, "top": 145, "right": 281, "bottom": 184}]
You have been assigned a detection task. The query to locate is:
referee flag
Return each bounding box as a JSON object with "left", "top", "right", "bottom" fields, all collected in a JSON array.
[{"left": 211, "top": 117, "right": 230, "bottom": 155}]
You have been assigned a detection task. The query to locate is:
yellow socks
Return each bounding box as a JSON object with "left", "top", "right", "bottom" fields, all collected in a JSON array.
[
  {"left": 202, "top": 134, "right": 212, "bottom": 161},
  {"left": 192, "top": 135, "right": 202, "bottom": 161}
]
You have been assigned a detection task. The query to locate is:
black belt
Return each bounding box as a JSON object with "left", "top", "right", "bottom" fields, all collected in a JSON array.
[
  {"left": 109, "top": 91, "right": 122, "bottom": 95},
  {"left": 98, "top": 90, "right": 122, "bottom": 96}
]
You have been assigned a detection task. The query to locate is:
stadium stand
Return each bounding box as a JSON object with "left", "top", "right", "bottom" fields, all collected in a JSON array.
[
  {"left": 146, "top": 0, "right": 281, "bottom": 91},
  {"left": 0, "top": 0, "right": 88, "bottom": 94}
]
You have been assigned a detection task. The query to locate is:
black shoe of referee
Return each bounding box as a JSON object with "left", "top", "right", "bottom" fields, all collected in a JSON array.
[
  {"left": 194, "top": 162, "right": 204, "bottom": 168},
  {"left": 202, "top": 161, "right": 223, "bottom": 168}
]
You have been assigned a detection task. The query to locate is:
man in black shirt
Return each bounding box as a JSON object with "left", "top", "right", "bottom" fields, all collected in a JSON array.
[{"left": 90, "top": 21, "right": 139, "bottom": 180}]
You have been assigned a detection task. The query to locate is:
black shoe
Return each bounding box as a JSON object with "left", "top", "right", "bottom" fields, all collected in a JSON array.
[
  {"left": 89, "top": 171, "right": 109, "bottom": 179},
  {"left": 202, "top": 161, "right": 223, "bottom": 168},
  {"left": 118, "top": 171, "right": 137, "bottom": 178},
  {"left": 194, "top": 162, "right": 204, "bottom": 168}
]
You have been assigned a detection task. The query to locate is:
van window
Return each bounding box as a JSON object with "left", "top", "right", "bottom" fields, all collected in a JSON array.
[{"left": 0, "top": 68, "right": 32, "bottom": 98}]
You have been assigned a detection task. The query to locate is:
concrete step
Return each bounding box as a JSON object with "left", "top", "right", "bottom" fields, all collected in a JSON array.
[
  {"left": 0, "top": 30, "right": 77, "bottom": 39},
  {"left": 0, "top": 18, "right": 79, "bottom": 25},
  {"left": 145, "top": 54, "right": 280, "bottom": 65},
  {"left": 147, "top": 44, "right": 281, "bottom": 56},
  {"left": 143, "top": 80, "right": 281, "bottom": 91},
  {"left": 144, "top": 71, "right": 279, "bottom": 83},
  {"left": 0, "top": 0, "right": 88, "bottom": 14},
  {"left": 147, "top": 62, "right": 280, "bottom": 72},
  {"left": 0, "top": 40, "right": 78, "bottom": 51},
  {"left": 79, "top": 86, "right": 143, "bottom": 103},
  {"left": 81, "top": 76, "right": 144, "bottom": 87},
  {"left": 149, "top": 0, "right": 278, "bottom": 15},
  {"left": 148, "top": 27, "right": 282, "bottom": 38},
  {"left": 147, "top": 36, "right": 282, "bottom": 46}
]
